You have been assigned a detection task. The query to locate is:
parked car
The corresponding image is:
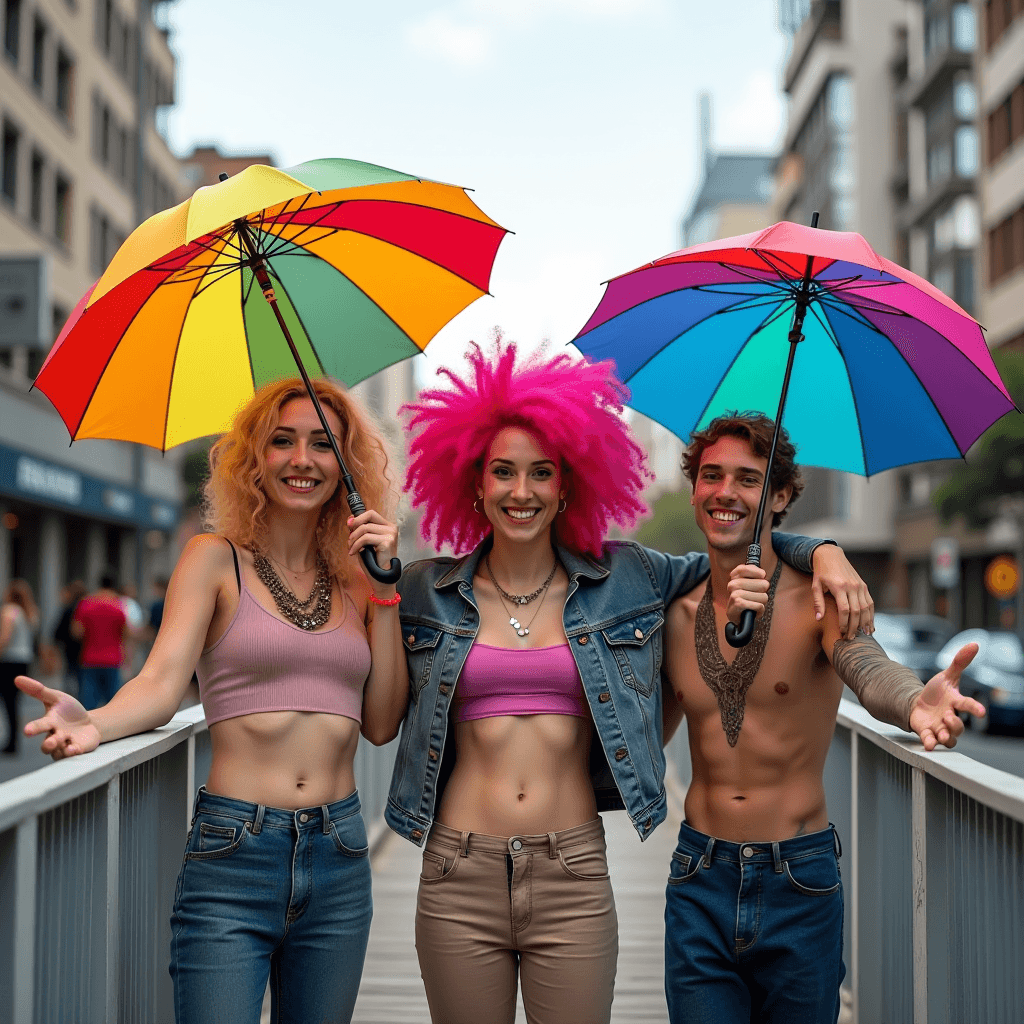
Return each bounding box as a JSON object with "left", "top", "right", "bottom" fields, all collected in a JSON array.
[
  {"left": 872, "top": 612, "right": 954, "bottom": 682},
  {"left": 935, "top": 629, "right": 1024, "bottom": 734}
]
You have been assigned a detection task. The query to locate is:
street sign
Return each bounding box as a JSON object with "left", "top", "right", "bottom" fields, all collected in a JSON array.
[
  {"left": 931, "top": 537, "right": 960, "bottom": 589},
  {"left": 984, "top": 555, "right": 1019, "bottom": 599}
]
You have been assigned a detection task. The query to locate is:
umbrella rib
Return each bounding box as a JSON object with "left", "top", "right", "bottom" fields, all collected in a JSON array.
[
  {"left": 239, "top": 261, "right": 257, "bottom": 392},
  {"left": 689, "top": 303, "right": 786, "bottom": 432},
  {"left": 257, "top": 192, "right": 330, "bottom": 255},
  {"left": 261, "top": 199, "right": 342, "bottom": 255},
  {"left": 262, "top": 264, "right": 327, "bottom": 379}
]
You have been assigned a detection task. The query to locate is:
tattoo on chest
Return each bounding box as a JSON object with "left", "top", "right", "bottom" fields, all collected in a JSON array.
[{"left": 694, "top": 561, "right": 783, "bottom": 747}]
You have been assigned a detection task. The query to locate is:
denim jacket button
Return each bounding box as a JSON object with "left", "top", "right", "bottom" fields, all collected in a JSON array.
[
  {"left": 634, "top": 628, "right": 643, "bottom": 639},
  {"left": 406, "top": 633, "right": 415, "bottom": 644},
  {"left": 439, "top": 684, "right": 449, "bottom": 695},
  {"left": 598, "top": 692, "right": 611, "bottom": 703},
  {"left": 428, "top": 749, "right": 438, "bottom": 761},
  {"left": 578, "top": 635, "right": 589, "bottom": 645},
  {"left": 411, "top": 829, "right": 423, "bottom": 841},
  {"left": 643, "top": 819, "right": 652, "bottom": 830},
  {"left": 614, "top": 747, "right": 628, "bottom": 761}
]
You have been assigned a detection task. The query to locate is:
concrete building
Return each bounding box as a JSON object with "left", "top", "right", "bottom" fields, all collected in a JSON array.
[
  {"left": 0, "top": 0, "right": 187, "bottom": 637},
  {"left": 771, "top": 0, "right": 911, "bottom": 604}
]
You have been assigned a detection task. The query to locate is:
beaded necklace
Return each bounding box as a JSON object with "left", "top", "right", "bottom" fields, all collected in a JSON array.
[{"left": 252, "top": 550, "right": 332, "bottom": 631}]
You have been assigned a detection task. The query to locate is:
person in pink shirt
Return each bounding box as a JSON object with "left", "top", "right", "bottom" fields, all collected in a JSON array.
[{"left": 73, "top": 572, "right": 128, "bottom": 710}]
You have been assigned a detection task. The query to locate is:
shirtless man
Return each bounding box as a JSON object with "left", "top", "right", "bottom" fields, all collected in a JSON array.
[{"left": 661, "top": 413, "right": 983, "bottom": 1024}]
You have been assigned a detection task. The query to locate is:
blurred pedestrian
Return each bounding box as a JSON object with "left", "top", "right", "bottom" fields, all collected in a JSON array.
[
  {"left": 52, "top": 580, "right": 87, "bottom": 698},
  {"left": 0, "top": 579, "right": 40, "bottom": 753},
  {"left": 73, "top": 572, "right": 128, "bottom": 710},
  {"left": 119, "top": 582, "right": 145, "bottom": 675},
  {"left": 147, "top": 575, "right": 169, "bottom": 640}
]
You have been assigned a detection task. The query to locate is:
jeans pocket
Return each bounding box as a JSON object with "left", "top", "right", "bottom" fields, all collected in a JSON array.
[
  {"left": 329, "top": 815, "right": 369, "bottom": 858},
  {"left": 667, "top": 851, "right": 703, "bottom": 886},
  {"left": 419, "top": 849, "right": 460, "bottom": 884},
  {"left": 186, "top": 821, "right": 250, "bottom": 861},
  {"left": 783, "top": 854, "right": 841, "bottom": 896},
  {"left": 558, "top": 840, "right": 610, "bottom": 881}
]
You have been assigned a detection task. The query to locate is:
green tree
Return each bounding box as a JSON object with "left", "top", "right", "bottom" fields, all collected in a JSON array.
[
  {"left": 182, "top": 445, "right": 212, "bottom": 509},
  {"left": 633, "top": 488, "right": 706, "bottom": 555}
]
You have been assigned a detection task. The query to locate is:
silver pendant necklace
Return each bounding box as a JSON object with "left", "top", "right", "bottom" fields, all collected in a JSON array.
[{"left": 486, "top": 555, "right": 558, "bottom": 637}]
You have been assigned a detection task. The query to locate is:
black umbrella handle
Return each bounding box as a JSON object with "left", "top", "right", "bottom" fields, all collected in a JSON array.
[
  {"left": 233, "top": 213, "right": 401, "bottom": 585},
  {"left": 725, "top": 212, "right": 820, "bottom": 649}
]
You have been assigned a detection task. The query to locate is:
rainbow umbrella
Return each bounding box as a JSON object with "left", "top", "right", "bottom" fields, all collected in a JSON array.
[
  {"left": 34, "top": 157, "right": 508, "bottom": 581},
  {"left": 574, "top": 217, "right": 1016, "bottom": 643}
]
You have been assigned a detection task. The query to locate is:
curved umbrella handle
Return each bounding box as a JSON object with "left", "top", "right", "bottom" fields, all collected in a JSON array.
[
  {"left": 346, "top": 491, "right": 403, "bottom": 585},
  {"left": 724, "top": 610, "right": 756, "bottom": 648}
]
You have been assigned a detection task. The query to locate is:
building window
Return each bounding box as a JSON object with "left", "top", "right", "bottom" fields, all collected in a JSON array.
[
  {"left": 54, "top": 173, "right": 71, "bottom": 244},
  {"left": 954, "top": 252, "right": 975, "bottom": 312},
  {"left": 3, "top": 0, "right": 20, "bottom": 63},
  {"left": 988, "top": 204, "right": 1024, "bottom": 284},
  {"left": 954, "top": 77, "right": 977, "bottom": 119},
  {"left": 955, "top": 126, "right": 979, "bottom": 175},
  {"left": 984, "top": 0, "right": 1023, "bottom": 51},
  {"left": 31, "top": 13, "right": 45, "bottom": 89},
  {"left": 987, "top": 79, "right": 1024, "bottom": 165},
  {"left": 29, "top": 149, "right": 43, "bottom": 225},
  {"left": 952, "top": 3, "right": 977, "bottom": 50},
  {"left": 56, "top": 46, "right": 74, "bottom": 121},
  {"left": 927, "top": 142, "right": 952, "bottom": 183},
  {"left": 2, "top": 119, "right": 18, "bottom": 202}
]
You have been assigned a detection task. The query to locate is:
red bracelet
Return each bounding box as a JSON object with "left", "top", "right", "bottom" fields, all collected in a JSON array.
[{"left": 368, "top": 591, "right": 401, "bottom": 607}]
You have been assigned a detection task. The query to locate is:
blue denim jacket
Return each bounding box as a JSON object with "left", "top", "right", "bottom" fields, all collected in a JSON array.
[{"left": 385, "top": 533, "right": 826, "bottom": 845}]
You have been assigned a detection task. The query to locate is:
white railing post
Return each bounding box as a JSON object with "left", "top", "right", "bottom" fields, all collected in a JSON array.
[
  {"left": 13, "top": 816, "right": 37, "bottom": 1024},
  {"left": 104, "top": 776, "right": 120, "bottom": 1024},
  {"left": 912, "top": 767, "right": 928, "bottom": 1024},
  {"left": 849, "top": 729, "right": 859, "bottom": 1024}
]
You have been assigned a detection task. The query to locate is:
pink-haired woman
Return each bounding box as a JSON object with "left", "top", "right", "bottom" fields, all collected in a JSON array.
[
  {"left": 377, "top": 342, "right": 871, "bottom": 1024},
  {"left": 16, "top": 378, "right": 408, "bottom": 1024}
]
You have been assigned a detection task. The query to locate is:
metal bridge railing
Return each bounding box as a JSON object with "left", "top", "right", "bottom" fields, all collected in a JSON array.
[
  {"left": 825, "top": 699, "right": 1023, "bottom": 1024},
  {"left": 0, "top": 707, "right": 397, "bottom": 1024}
]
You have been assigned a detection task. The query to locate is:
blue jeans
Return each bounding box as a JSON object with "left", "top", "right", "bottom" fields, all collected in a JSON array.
[
  {"left": 78, "top": 665, "right": 121, "bottom": 710},
  {"left": 665, "top": 821, "right": 845, "bottom": 1024},
  {"left": 170, "top": 787, "right": 373, "bottom": 1024}
]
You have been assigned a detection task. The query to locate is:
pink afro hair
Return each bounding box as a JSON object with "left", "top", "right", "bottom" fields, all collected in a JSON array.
[{"left": 403, "top": 339, "right": 651, "bottom": 558}]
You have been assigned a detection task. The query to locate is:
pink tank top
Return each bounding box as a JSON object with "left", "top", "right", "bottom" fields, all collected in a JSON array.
[
  {"left": 454, "top": 643, "right": 589, "bottom": 723},
  {"left": 196, "top": 554, "right": 370, "bottom": 727}
]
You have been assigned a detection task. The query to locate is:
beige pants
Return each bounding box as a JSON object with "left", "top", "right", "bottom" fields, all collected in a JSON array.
[{"left": 415, "top": 818, "right": 618, "bottom": 1024}]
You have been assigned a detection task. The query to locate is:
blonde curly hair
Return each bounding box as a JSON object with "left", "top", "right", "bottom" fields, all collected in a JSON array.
[{"left": 203, "top": 378, "right": 397, "bottom": 584}]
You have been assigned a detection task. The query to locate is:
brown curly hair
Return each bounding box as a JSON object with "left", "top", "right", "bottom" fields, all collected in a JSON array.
[
  {"left": 203, "top": 378, "right": 397, "bottom": 584},
  {"left": 683, "top": 412, "right": 804, "bottom": 527}
]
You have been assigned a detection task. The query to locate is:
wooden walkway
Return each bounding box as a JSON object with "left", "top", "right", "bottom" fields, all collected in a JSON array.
[{"left": 351, "top": 781, "right": 685, "bottom": 1023}]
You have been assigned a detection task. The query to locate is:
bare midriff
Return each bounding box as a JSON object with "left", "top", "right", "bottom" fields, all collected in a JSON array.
[
  {"left": 437, "top": 714, "right": 597, "bottom": 837},
  {"left": 206, "top": 710, "right": 361, "bottom": 809}
]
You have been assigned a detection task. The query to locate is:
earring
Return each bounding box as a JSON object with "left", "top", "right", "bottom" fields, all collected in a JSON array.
[
  {"left": 473, "top": 498, "right": 482, "bottom": 514},
  {"left": 558, "top": 499, "right": 567, "bottom": 513}
]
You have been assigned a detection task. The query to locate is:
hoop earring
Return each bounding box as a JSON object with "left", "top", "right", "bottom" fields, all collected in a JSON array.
[
  {"left": 558, "top": 499, "right": 567, "bottom": 513},
  {"left": 473, "top": 498, "right": 482, "bottom": 514}
]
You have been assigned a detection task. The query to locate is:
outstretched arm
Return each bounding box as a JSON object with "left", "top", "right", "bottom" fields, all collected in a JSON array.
[{"left": 826, "top": 612, "right": 985, "bottom": 748}]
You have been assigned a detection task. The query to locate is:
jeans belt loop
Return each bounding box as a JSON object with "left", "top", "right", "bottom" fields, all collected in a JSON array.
[
  {"left": 191, "top": 785, "right": 205, "bottom": 822},
  {"left": 548, "top": 832, "right": 558, "bottom": 858},
  {"left": 832, "top": 825, "right": 842, "bottom": 859},
  {"left": 459, "top": 831, "right": 470, "bottom": 858},
  {"left": 702, "top": 836, "right": 716, "bottom": 869},
  {"left": 321, "top": 804, "right": 331, "bottom": 835},
  {"left": 771, "top": 841, "right": 783, "bottom": 873},
  {"left": 251, "top": 803, "right": 266, "bottom": 835}
]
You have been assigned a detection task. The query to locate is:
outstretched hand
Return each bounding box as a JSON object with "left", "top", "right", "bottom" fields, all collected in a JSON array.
[
  {"left": 909, "top": 643, "right": 985, "bottom": 751},
  {"left": 810, "top": 545, "right": 874, "bottom": 640},
  {"left": 15, "top": 675, "right": 101, "bottom": 760}
]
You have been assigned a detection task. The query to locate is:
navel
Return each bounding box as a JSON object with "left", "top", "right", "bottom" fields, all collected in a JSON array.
[{"left": 774, "top": 681, "right": 790, "bottom": 696}]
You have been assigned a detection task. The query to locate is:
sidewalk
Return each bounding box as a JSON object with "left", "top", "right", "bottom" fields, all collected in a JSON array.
[{"left": 350, "top": 780, "right": 685, "bottom": 1024}]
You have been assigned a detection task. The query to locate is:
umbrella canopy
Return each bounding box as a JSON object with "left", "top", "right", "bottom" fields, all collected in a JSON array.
[
  {"left": 35, "top": 158, "right": 508, "bottom": 451},
  {"left": 573, "top": 221, "right": 1015, "bottom": 477}
]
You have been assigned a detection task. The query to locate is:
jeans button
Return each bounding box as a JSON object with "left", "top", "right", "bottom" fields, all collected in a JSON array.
[
  {"left": 742, "top": 845, "right": 754, "bottom": 858},
  {"left": 299, "top": 813, "right": 309, "bottom": 824},
  {"left": 511, "top": 839, "right": 523, "bottom": 852}
]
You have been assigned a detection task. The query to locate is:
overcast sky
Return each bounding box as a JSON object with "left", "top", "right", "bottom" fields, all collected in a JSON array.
[{"left": 165, "top": 0, "right": 789, "bottom": 378}]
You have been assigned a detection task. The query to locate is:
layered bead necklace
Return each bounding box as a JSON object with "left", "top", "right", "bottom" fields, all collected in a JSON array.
[
  {"left": 485, "top": 555, "right": 558, "bottom": 637},
  {"left": 253, "top": 550, "right": 332, "bottom": 631}
]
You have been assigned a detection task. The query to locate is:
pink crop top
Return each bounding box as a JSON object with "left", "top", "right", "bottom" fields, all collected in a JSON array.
[
  {"left": 195, "top": 546, "right": 371, "bottom": 727},
  {"left": 453, "top": 643, "right": 589, "bottom": 723}
]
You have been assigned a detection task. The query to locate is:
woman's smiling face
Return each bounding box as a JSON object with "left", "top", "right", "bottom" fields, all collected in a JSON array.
[
  {"left": 479, "top": 426, "right": 565, "bottom": 547},
  {"left": 262, "top": 397, "right": 342, "bottom": 512}
]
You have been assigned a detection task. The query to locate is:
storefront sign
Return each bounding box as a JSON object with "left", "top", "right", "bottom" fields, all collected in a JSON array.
[{"left": 15, "top": 455, "right": 82, "bottom": 505}]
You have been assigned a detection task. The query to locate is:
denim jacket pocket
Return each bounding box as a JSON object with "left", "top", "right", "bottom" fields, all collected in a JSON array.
[
  {"left": 783, "top": 854, "right": 841, "bottom": 896},
  {"left": 667, "top": 851, "right": 703, "bottom": 885},
  {"left": 400, "top": 623, "right": 445, "bottom": 694},
  {"left": 601, "top": 610, "right": 665, "bottom": 697},
  {"left": 186, "top": 821, "right": 250, "bottom": 861}
]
